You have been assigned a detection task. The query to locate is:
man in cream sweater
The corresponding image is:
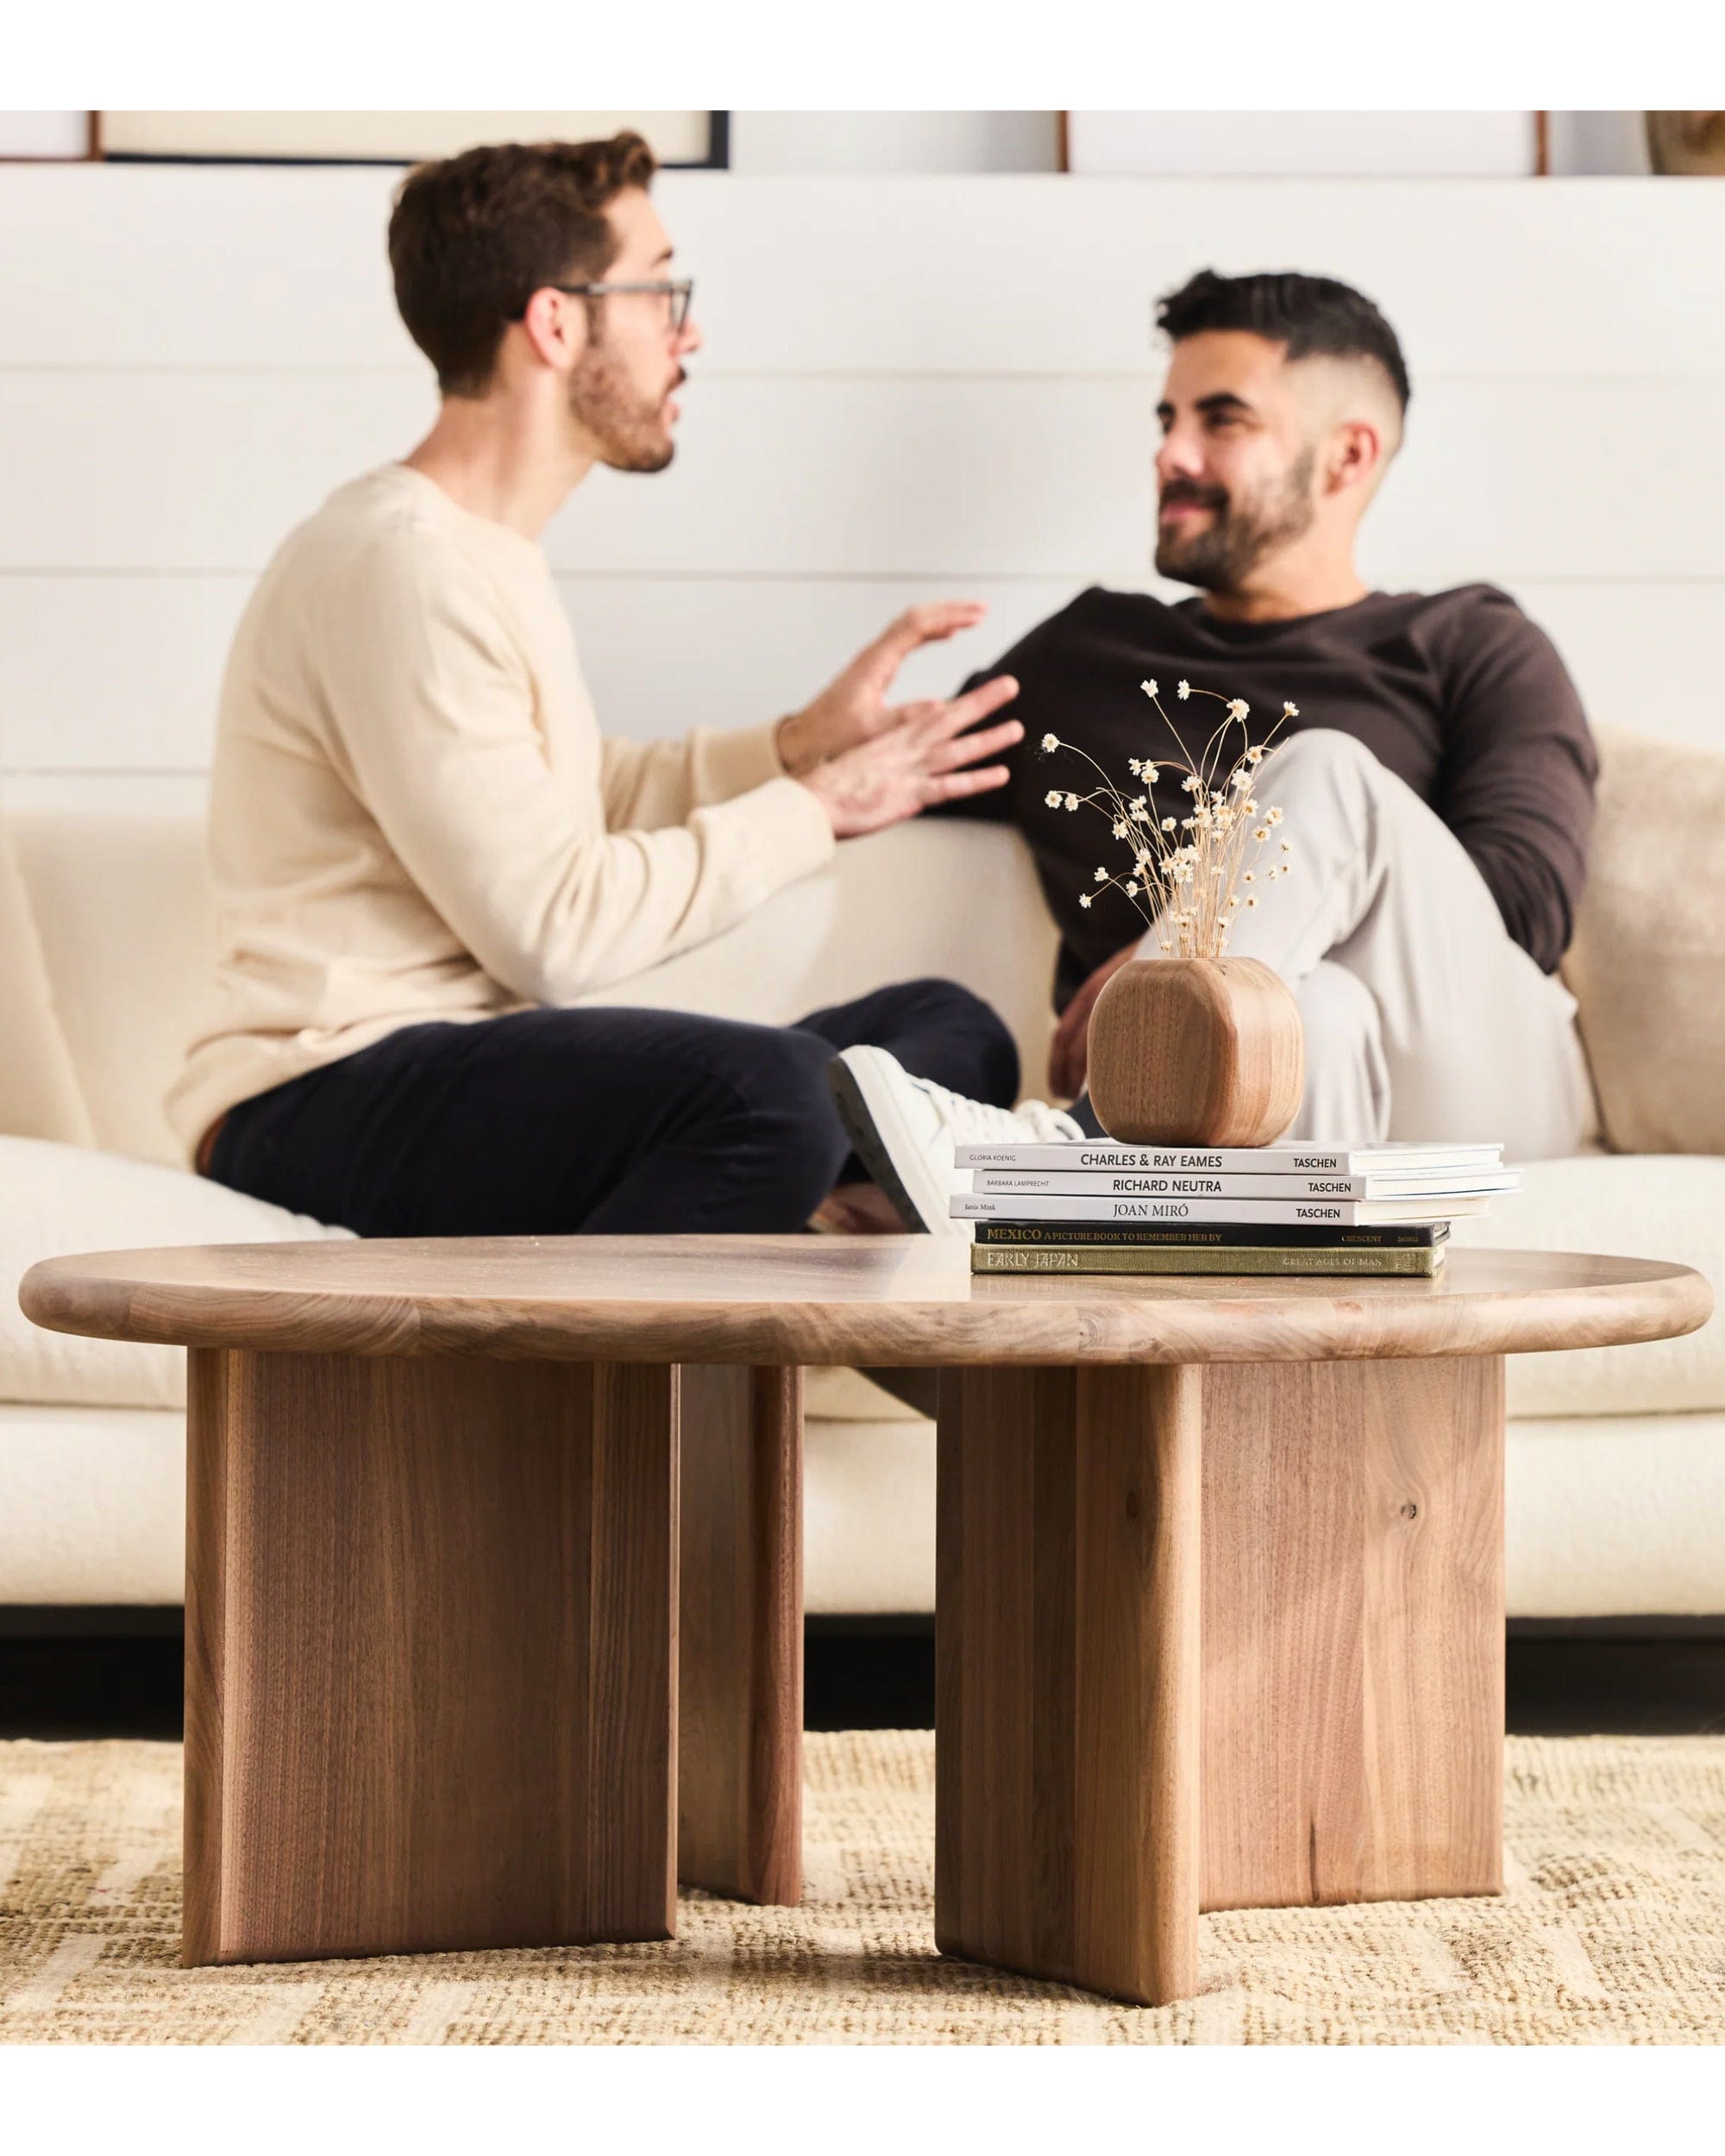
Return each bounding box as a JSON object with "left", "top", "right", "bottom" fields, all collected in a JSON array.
[{"left": 172, "top": 133, "right": 1080, "bottom": 1236}]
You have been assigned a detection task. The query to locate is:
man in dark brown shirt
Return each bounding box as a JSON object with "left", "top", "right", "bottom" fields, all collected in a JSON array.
[{"left": 831, "top": 269, "right": 1600, "bottom": 1225}]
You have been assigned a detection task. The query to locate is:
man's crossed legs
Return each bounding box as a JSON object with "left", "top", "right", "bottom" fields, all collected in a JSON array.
[
  {"left": 207, "top": 977, "right": 1026, "bottom": 1236},
  {"left": 837, "top": 728, "right": 1601, "bottom": 1232},
  {"left": 1174, "top": 726, "right": 1599, "bottom": 1158}
]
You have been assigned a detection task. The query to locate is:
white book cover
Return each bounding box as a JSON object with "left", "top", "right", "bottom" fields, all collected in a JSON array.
[
  {"left": 970, "top": 1169, "right": 1520, "bottom": 1200},
  {"left": 951, "top": 1192, "right": 1493, "bottom": 1226},
  {"left": 953, "top": 1139, "right": 1504, "bottom": 1174}
]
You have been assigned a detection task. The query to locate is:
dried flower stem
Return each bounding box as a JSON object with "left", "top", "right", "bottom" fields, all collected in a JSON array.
[{"left": 1039, "top": 682, "right": 1297, "bottom": 961}]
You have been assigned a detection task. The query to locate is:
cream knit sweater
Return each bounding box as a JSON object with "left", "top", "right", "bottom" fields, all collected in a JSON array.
[{"left": 166, "top": 465, "right": 836, "bottom": 1161}]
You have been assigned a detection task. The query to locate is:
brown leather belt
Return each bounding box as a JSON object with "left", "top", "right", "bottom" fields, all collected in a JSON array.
[{"left": 194, "top": 1112, "right": 227, "bottom": 1176}]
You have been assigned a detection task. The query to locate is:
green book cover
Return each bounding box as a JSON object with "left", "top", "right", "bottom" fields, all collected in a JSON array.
[{"left": 970, "top": 1244, "right": 1444, "bottom": 1278}]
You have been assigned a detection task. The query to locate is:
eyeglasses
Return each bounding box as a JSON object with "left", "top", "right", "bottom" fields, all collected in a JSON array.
[{"left": 519, "top": 279, "right": 694, "bottom": 333}]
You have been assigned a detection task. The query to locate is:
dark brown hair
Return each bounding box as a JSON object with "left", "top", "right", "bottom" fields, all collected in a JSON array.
[
  {"left": 1157, "top": 267, "right": 1411, "bottom": 417},
  {"left": 387, "top": 133, "right": 658, "bottom": 397}
]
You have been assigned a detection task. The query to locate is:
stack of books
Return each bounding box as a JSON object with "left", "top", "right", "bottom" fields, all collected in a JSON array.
[{"left": 955, "top": 1138, "right": 1520, "bottom": 1277}]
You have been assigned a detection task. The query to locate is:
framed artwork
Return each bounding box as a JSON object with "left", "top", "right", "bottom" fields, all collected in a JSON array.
[
  {"left": 92, "top": 111, "right": 730, "bottom": 169},
  {"left": 0, "top": 113, "right": 99, "bottom": 160},
  {"left": 1646, "top": 112, "right": 1725, "bottom": 173},
  {"left": 1061, "top": 112, "right": 1540, "bottom": 179}
]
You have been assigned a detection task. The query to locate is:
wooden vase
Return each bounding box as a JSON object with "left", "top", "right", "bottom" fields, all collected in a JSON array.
[{"left": 1086, "top": 956, "right": 1305, "bottom": 1147}]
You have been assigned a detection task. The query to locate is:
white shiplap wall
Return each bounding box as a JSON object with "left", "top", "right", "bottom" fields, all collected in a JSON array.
[{"left": 1, "top": 166, "right": 1722, "bottom": 812}]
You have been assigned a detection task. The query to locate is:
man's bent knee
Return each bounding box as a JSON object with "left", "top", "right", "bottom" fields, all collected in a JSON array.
[{"left": 1264, "top": 727, "right": 1378, "bottom": 783}]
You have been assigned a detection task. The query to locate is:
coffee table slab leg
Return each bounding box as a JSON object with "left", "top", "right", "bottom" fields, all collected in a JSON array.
[
  {"left": 1201, "top": 1354, "right": 1504, "bottom": 1911},
  {"left": 936, "top": 1363, "right": 1202, "bottom": 2007},
  {"left": 184, "top": 1348, "right": 678, "bottom": 1967},
  {"left": 676, "top": 1363, "right": 803, "bottom": 1905}
]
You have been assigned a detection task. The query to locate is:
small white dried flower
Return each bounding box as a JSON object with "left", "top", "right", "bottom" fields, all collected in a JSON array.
[
  {"left": 1182, "top": 774, "right": 1202, "bottom": 793},
  {"left": 1112, "top": 818, "right": 1128, "bottom": 840},
  {"left": 1127, "top": 757, "right": 1143, "bottom": 779},
  {"left": 1094, "top": 866, "right": 1108, "bottom": 883},
  {"left": 1267, "top": 805, "right": 1283, "bottom": 824},
  {"left": 1228, "top": 699, "right": 1250, "bottom": 720},
  {"left": 1247, "top": 746, "right": 1264, "bottom": 764},
  {"left": 1078, "top": 893, "right": 1093, "bottom": 908},
  {"left": 1283, "top": 702, "right": 1299, "bottom": 718},
  {"left": 1140, "top": 679, "right": 1158, "bottom": 699},
  {"left": 1280, "top": 839, "right": 1292, "bottom": 851},
  {"left": 1232, "top": 768, "right": 1252, "bottom": 790},
  {"left": 1144, "top": 764, "right": 1161, "bottom": 784},
  {"left": 1159, "top": 939, "right": 1173, "bottom": 951},
  {"left": 1040, "top": 733, "right": 1059, "bottom": 752},
  {"left": 1161, "top": 816, "right": 1176, "bottom": 831},
  {"left": 1253, "top": 828, "right": 1269, "bottom": 843},
  {"left": 1130, "top": 801, "right": 1150, "bottom": 823},
  {"left": 1044, "top": 790, "right": 1061, "bottom": 808},
  {"left": 1176, "top": 680, "right": 1191, "bottom": 699},
  {"left": 1065, "top": 793, "right": 1079, "bottom": 812},
  {"left": 1246, "top": 896, "right": 1258, "bottom": 908},
  {"left": 1244, "top": 872, "right": 1255, "bottom": 883},
  {"left": 1125, "top": 880, "right": 1139, "bottom": 897}
]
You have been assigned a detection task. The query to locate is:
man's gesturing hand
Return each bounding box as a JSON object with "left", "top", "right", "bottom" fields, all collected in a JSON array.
[
  {"left": 800, "top": 675, "right": 1022, "bottom": 839},
  {"left": 777, "top": 602, "right": 992, "bottom": 774},
  {"left": 1047, "top": 939, "right": 1141, "bottom": 1101}
]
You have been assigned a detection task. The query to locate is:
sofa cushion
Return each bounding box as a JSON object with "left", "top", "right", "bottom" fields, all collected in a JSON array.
[
  {"left": 1450, "top": 1154, "right": 1724, "bottom": 1416},
  {"left": 803, "top": 1364, "right": 926, "bottom": 1421},
  {"left": 0, "top": 1401, "right": 185, "bottom": 1602},
  {"left": 2, "top": 1137, "right": 350, "bottom": 1409},
  {"left": 572, "top": 817, "right": 1061, "bottom": 1109},
  {"left": 9, "top": 811, "right": 216, "bottom": 1167},
  {"left": 1508, "top": 1410, "right": 1725, "bottom": 1618},
  {"left": 1564, "top": 727, "right": 1725, "bottom": 1154},
  {"left": 0, "top": 805, "right": 92, "bottom": 1147}
]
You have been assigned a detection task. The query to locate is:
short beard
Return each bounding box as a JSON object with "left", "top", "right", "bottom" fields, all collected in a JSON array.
[
  {"left": 1155, "top": 445, "right": 1317, "bottom": 592},
  {"left": 567, "top": 334, "right": 675, "bottom": 475}
]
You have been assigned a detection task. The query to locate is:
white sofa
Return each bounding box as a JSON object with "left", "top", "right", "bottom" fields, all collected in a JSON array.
[{"left": 3, "top": 740, "right": 1724, "bottom": 1617}]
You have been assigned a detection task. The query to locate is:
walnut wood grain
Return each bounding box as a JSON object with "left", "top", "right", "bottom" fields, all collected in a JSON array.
[
  {"left": 22, "top": 1227, "right": 1710, "bottom": 2002},
  {"left": 677, "top": 1363, "right": 803, "bottom": 1906},
  {"left": 182, "top": 1348, "right": 678, "bottom": 1966},
  {"left": 20, "top": 1238, "right": 1712, "bottom": 1369},
  {"left": 1088, "top": 956, "right": 1306, "bottom": 1147},
  {"left": 935, "top": 1363, "right": 1201, "bottom": 2006},
  {"left": 1200, "top": 1356, "right": 1504, "bottom": 1910}
]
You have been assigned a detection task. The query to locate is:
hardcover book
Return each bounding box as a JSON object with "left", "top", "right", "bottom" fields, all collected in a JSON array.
[
  {"left": 952, "top": 1192, "right": 1490, "bottom": 1226},
  {"left": 969, "top": 1169, "right": 1517, "bottom": 1200},
  {"left": 970, "top": 1244, "right": 1446, "bottom": 1277},
  {"left": 953, "top": 1139, "right": 1502, "bottom": 1173},
  {"left": 972, "top": 1219, "right": 1452, "bottom": 1248}
]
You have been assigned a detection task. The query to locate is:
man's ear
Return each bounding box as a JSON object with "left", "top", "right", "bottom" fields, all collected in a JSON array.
[
  {"left": 517, "top": 287, "right": 586, "bottom": 373},
  {"left": 1327, "top": 417, "right": 1383, "bottom": 498}
]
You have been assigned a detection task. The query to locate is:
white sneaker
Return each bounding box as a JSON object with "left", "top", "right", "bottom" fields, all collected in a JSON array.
[{"left": 826, "top": 1045, "right": 1085, "bottom": 1238}]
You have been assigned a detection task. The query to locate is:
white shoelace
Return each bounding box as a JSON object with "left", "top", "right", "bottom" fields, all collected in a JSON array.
[{"left": 911, "top": 1077, "right": 1085, "bottom": 1145}]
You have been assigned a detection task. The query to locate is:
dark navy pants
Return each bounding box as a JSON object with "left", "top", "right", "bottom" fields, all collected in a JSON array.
[{"left": 207, "top": 978, "right": 1019, "bottom": 1237}]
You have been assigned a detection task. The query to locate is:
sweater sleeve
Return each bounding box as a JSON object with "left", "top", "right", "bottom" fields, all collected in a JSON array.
[
  {"left": 315, "top": 538, "right": 835, "bottom": 1003},
  {"left": 599, "top": 717, "right": 792, "bottom": 830},
  {"left": 1430, "top": 589, "right": 1598, "bottom": 975}
]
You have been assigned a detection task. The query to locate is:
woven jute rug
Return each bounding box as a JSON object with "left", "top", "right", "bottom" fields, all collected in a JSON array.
[{"left": 3, "top": 1731, "right": 1724, "bottom": 2043}]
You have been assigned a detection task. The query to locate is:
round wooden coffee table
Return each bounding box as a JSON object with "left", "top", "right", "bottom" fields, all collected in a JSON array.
[{"left": 22, "top": 1236, "right": 1710, "bottom": 2002}]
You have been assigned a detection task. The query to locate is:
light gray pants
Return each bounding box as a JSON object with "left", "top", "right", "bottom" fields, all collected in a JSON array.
[{"left": 1133, "top": 728, "right": 1600, "bottom": 1163}]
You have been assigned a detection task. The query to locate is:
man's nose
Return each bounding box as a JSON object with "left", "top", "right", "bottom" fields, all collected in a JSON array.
[
  {"left": 677, "top": 313, "right": 703, "bottom": 359},
  {"left": 1155, "top": 427, "right": 1205, "bottom": 488}
]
